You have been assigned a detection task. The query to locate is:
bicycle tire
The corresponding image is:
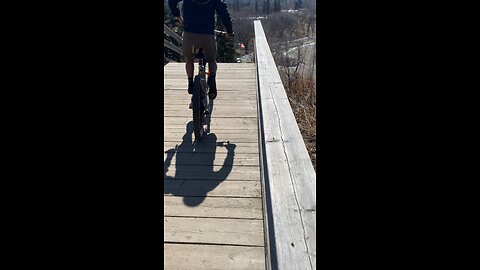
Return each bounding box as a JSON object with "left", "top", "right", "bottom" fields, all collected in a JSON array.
[{"left": 192, "top": 75, "right": 204, "bottom": 141}]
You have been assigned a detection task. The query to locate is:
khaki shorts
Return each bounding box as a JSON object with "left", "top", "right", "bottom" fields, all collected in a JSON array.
[{"left": 182, "top": 31, "right": 216, "bottom": 62}]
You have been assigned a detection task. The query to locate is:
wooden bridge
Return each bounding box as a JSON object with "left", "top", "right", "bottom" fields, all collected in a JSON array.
[{"left": 164, "top": 21, "right": 316, "bottom": 270}]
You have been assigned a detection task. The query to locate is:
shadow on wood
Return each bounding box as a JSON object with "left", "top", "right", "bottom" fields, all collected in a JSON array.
[{"left": 164, "top": 121, "right": 236, "bottom": 207}]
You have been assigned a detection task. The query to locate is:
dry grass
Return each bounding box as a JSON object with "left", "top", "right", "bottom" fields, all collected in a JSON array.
[{"left": 280, "top": 72, "right": 317, "bottom": 171}]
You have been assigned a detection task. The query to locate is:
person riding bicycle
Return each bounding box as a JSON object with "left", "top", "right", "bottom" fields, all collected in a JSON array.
[{"left": 168, "top": 0, "right": 234, "bottom": 100}]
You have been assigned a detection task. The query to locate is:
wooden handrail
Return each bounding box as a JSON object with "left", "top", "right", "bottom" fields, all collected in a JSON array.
[
  {"left": 254, "top": 20, "right": 316, "bottom": 270},
  {"left": 164, "top": 39, "right": 183, "bottom": 55},
  {"left": 164, "top": 24, "right": 183, "bottom": 58},
  {"left": 164, "top": 24, "right": 183, "bottom": 44}
]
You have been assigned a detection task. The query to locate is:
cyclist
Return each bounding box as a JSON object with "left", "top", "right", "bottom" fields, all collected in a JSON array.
[{"left": 168, "top": 0, "right": 234, "bottom": 100}]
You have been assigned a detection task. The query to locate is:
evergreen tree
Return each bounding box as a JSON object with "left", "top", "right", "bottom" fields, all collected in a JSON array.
[
  {"left": 294, "top": 0, "right": 303, "bottom": 10},
  {"left": 215, "top": 15, "right": 235, "bottom": 63},
  {"left": 274, "top": 0, "right": 281, "bottom": 12},
  {"left": 263, "top": 0, "right": 270, "bottom": 14},
  {"left": 234, "top": 0, "right": 240, "bottom": 11}
]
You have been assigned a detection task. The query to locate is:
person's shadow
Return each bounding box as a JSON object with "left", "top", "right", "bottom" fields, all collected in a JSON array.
[{"left": 164, "top": 121, "right": 236, "bottom": 207}]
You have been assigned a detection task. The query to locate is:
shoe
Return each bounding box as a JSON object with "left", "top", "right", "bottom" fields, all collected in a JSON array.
[
  {"left": 188, "top": 80, "right": 193, "bottom": 94},
  {"left": 208, "top": 75, "right": 217, "bottom": 100}
]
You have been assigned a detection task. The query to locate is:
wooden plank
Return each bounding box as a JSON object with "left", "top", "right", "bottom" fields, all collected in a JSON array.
[
  {"left": 164, "top": 128, "right": 258, "bottom": 134},
  {"left": 164, "top": 82, "right": 256, "bottom": 90},
  {"left": 164, "top": 62, "right": 265, "bottom": 270},
  {"left": 164, "top": 108, "right": 258, "bottom": 118},
  {"left": 164, "top": 99, "right": 257, "bottom": 104},
  {"left": 164, "top": 196, "right": 263, "bottom": 219},
  {"left": 164, "top": 91, "right": 256, "bottom": 98},
  {"left": 164, "top": 117, "right": 258, "bottom": 128},
  {"left": 254, "top": 20, "right": 316, "bottom": 270},
  {"left": 164, "top": 103, "right": 257, "bottom": 109},
  {"left": 164, "top": 165, "right": 260, "bottom": 181},
  {"left": 164, "top": 24, "right": 183, "bottom": 43},
  {"left": 164, "top": 141, "right": 258, "bottom": 154},
  {"left": 164, "top": 77, "right": 256, "bottom": 82},
  {"left": 163, "top": 131, "right": 258, "bottom": 143},
  {"left": 164, "top": 216, "right": 264, "bottom": 246},
  {"left": 164, "top": 39, "right": 183, "bottom": 55},
  {"left": 164, "top": 243, "right": 265, "bottom": 270},
  {"left": 165, "top": 62, "right": 254, "bottom": 69},
  {"left": 164, "top": 180, "right": 262, "bottom": 198},
  {"left": 164, "top": 152, "right": 259, "bottom": 166}
]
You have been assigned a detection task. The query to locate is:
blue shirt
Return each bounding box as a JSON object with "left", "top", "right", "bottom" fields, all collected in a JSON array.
[{"left": 168, "top": 0, "right": 233, "bottom": 35}]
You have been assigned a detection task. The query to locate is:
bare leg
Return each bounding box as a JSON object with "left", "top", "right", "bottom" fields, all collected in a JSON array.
[
  {"left": 208, "top": 61, "right": 217, "bottom": 75},
  {"left": 186, "top": 58, "right": 194, "bottom": 78},
  {"left": 182, "top": 31, "right": 195, "bottom": 79}
]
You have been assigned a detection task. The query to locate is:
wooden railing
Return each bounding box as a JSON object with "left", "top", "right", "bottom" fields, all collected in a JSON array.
[
  {"left": 164, "top": 24, "right": 183, "bottom": 60},
  {"left": 254, "top": 20, "right": 316, "bottom": 270}
]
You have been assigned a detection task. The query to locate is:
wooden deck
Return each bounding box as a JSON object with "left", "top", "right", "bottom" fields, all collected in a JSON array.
[{"left": 163, "top": 63, "right": 266, "bottom": 270}]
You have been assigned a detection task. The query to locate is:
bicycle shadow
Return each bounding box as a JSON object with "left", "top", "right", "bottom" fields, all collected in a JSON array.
[{"left": 164, "top": 121, "right": 236, "bottom": 207}]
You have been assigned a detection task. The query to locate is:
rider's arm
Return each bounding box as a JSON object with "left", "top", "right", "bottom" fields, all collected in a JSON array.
[
  {"left": 168, "top": 0, "right": 182, "bottom": 18},
  {"left": 214, "top": 0, "right": 233, "bottom": 34}
]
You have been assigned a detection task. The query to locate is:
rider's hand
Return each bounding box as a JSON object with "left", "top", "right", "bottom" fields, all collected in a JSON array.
[{"left": 175, "top": 16, "right": 183, "bottom": 26}]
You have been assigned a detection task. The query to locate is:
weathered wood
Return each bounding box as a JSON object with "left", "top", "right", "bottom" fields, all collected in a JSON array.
[
  {"left": 164, "top": 244, "right": 265, "bottom": 270},
  {"left": 164, "top": 180, "right": 262, "bottom": 198},
  {"left": 164, "top": 196, "right": 263, "bottom": 219},
  {"left": 164, "top": 39, "right": 183, "bottom": 55},
  {"left": 164, "top": 152, "right": 259, "bottom": 166},
  {"left": 164, "top": 62, "right": 266, "bottom": 269},
  {"left": 164, "top": 108, "right": 258, "bottom": 118},
  {"left": 164, "top": 216, "right": 265, "bottom": 246},
  {"left": 164, "top": 100, "right": 257, "bottom": 106},
  {"left": 254, "top": 20, "right": 316, "bottom": 270},
  {"left": 164, "top": 141, "right": 259, "bottom": 154},
  {"left": 164, "top": 104, "right": 257, "bottom": 110},
  {"left": 164, "top": 91, "right": 256, "bottom": 99},
  {"left": 164, "top": 116, "right": 258, "bottom": 128},
  {"left": 163, "top": 132, "right": 259, "bottom": 144},
  {"left": 164, "top": 24, "right": 183, "bottom": 43},
  {"left": 164, "top": 165, "right": 260, "bottom": 181}
]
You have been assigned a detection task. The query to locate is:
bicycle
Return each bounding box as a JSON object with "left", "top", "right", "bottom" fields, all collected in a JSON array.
[
  {"left": 191, "top": 47, "right": 210, "bottom": 141},
  {"left": 191, "top": 30, "right": 233, "bottom": 141}
]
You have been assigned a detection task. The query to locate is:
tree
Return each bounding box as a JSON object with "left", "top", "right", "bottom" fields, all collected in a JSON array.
[
  {"left": 273, "top": 0, "right": 281, "bottom": 12},
  {"left": 234, "top": 0, "right": 240, "bottom": 11},
  {"left": 263, "top": 0, "right": 270, "bottom": 14},
  {"left": 235, "top": 18, "right": 254, "bottom": 54},
  {"left": 215, "top": 15, "right": 235, "bottom": 62},
  {"left": 294, "top": 0, "right": 303, "bottom": 10}
]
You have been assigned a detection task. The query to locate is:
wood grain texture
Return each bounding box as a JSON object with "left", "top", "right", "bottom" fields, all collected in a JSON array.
[
  {"left": 255, "top": 20, "right": 316, "bottom": 270},
  {"left": 164, "top": 216, "right": 264, "bottom": 246},
  {"left": 164, "top": 196, "right": 263, "bottom": 219},
  {"left": 164, "top": 165, "right": 260, "bottom": 181},
  {"left": 164, "top": 141, "right": 259, "bottom": 154},
  {"left": 164, "top": 62, "right": 266, "bottom": 269},
  {"left": 164, "top": 244, "right": 265, "bottom": 270}
]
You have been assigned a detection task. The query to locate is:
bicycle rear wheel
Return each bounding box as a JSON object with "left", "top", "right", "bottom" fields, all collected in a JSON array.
[{"left": 192, "top": 75, "right": 205, "bottom": 141}]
